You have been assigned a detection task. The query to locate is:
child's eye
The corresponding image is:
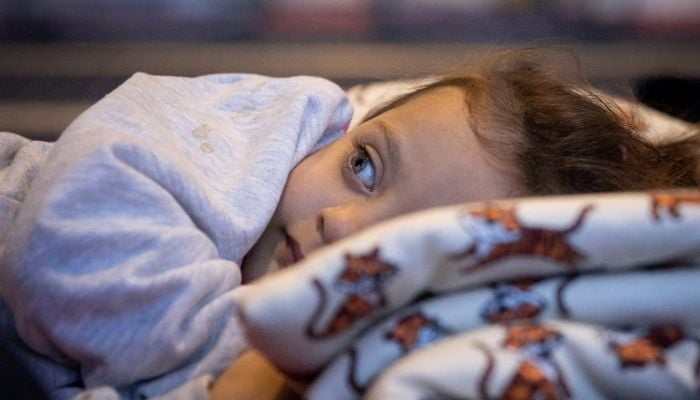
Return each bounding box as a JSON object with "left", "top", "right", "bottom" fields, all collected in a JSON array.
[{"left": 349, "top": 146, "right": 376, "bottom": 191}]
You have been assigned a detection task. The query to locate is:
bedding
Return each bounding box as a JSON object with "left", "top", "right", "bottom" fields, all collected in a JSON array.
[
  {"left": 2, "top": 72, "right": 696, "bottom": 399},
  {"left": 236, "top": 189, "right": 700, "bottom": 399},
  {"left": 0, "top": 73, "right": 351, "bottom": 399}
]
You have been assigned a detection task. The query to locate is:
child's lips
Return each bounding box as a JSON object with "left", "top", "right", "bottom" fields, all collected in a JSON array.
[{"left": 283, "top": 229, "right": 305, "bottom": 266}]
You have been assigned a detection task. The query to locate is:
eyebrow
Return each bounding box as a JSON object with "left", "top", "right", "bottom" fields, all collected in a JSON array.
[{"left": 375, "top": 120, "right": 401, "bottom": 185}]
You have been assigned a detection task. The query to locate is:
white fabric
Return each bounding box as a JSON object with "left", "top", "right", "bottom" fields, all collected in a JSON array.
[
  {"left": 237, "top": 190, "right": 700, "bottom": 399},
  {"left": 0, "top": 133, "right": 51, "bottom": 246},
  {"left": 0, "top": 73, "right": 351, "bottom": 399}
]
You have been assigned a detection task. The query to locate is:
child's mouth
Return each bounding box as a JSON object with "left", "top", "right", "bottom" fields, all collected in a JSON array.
[{"left": 283, "top": 229, "right": 304, "bottom": 266}]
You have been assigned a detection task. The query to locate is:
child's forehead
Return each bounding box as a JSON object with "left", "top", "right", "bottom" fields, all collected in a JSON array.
[
  {"left": 364, "top": 88, "right": 476, "bottom": 167},
  {"left": 381, "top": 86, "right": 471, "bottom": 131},
  {"left": 364, "top": 86, "right": 466, "bottom": 122},
  {"left": 362, "top": 79, "right": 478, "bottom": 124}
]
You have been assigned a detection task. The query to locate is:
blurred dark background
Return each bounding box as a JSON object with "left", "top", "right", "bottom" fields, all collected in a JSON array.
[{"left": 1, "top": 0, "right": 699, "bottom": 139}]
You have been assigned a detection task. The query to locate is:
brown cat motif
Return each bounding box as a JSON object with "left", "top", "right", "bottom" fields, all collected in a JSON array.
[
  {"left": 503, "top": 325, "right": 570, "bottom": 400},
  {"left": 345, "top": 311, "right": 446, "bottom": 394},
  {"left": 385, "top": 312, "right": 444, "bottom": 352},
  {"left": 306, "top": 248, "right": 398, "bottom": 339},
  {"left": 651, "top": 192, "right": 700, "bottom": 221},
  {"left": 478, "top": 325, "right": 570, "bottom": 400},
  {"left": 610, "top": 325, "right": 686, "bottom": 368},
  {"left": 502, "top": 361, "right": 566, "bottom": 400},
  {"left": 452, "top": 204, "right": 594, "bottom": 273},
  {"left": 481, "top": 280, "right": 546, "bottom": 324},
  {"left": 503, "top": 324, "right": 562, "bottom": 355}
]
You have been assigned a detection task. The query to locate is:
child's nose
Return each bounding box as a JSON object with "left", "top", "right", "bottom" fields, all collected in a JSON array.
[{"left": 317, "top": 206, "right": 367, "bottom": 244}]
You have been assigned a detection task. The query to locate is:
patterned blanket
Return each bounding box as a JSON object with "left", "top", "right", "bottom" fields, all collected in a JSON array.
[{"left": 237, "top": 189, "right": 700, "bottom": 399}]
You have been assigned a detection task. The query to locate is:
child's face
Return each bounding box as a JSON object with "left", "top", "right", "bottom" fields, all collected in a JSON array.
[{"left": 242, "top": 86, "right": 518, "bottom": 281}]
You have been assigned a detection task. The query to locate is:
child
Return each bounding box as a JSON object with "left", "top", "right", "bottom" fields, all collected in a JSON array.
[
  {"left": 242, "top": 48, "right": 700, "bottom": 287},
  {"left": 217, "top": 50, "right": 700, "bottom": 398},
  {"left": 1, "top": 50, "right": 699, "bottom": 400}
]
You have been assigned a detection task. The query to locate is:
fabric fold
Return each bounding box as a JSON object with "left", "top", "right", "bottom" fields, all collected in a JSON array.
[{"left": 237, "top": 189, "right": 700, "bottom": 398}]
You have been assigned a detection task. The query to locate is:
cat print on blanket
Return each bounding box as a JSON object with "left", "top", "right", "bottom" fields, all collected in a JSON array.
[
  {"left": 306, "top": 248, "right": 398, "bottom": 339},
  {"left": 479, "top": 324, "right": 571, "bottom": 400},
  {"left": 501, "top": 361, "right": 570, "bottom": 400},
  {"left": 384, "top": 311, "right": 445, "bottom": 352},
  {"left": 503, "top": 325, "right": 562, "bottom": 358},
  {"left": 609, "top": 325, "right": 687, "bottom": 368},
  {"left": 650, "top": 191, "right": 700, "bottom": 220},
  {"left": 344, "top": 312, "right": 446, "bottom": 394},
  {"left": 480, "top": 280, "right": 547, "bottom": 323},
  {"left": 452, "top": 204, "right": 594, "bottom": 273}
]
